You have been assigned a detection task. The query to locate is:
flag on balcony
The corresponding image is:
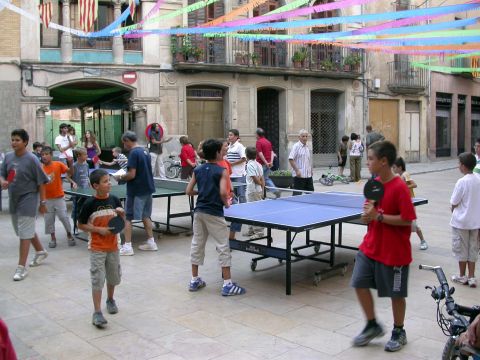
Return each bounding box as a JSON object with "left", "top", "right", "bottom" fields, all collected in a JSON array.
[
  {"left": 38, "top": 1, "right": 52, "bottom": 28},
  {"left": 129, "top": 0, "right": 136, "bottom": 19},
  {"left": 79, "top": 0, "right": 98, "bottom": 33}
]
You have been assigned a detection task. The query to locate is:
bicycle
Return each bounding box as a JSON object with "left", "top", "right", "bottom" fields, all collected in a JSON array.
[
  {"left": 164, "top": 155, "right": 181, "bottom": 179},
  {"left": 319, "top": 166, "right": 350, "bottom": 186},
  {"left": 419, "top": 264, "right": 480, "bottom": 359}
]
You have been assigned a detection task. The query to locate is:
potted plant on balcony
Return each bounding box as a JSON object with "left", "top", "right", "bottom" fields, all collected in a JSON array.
[
  {"left": 269, "top": 169, "right": 293, "bottom": 188},
  {"left": 343, "top": 53, "right": 361, "bottom": 72},
  {"left": 320, "top": 59, "right": 336, "bottom": 71},
  {"left": 170, "top": 35, "right": 185, "bottom": 63},
  {"left": 250, "top": 52, "right": 260, "bottom": 66},
  {"left": 190, "top": 46, "right": 203, "bottom": 62},
  {"left": 292, "top": 48, "right": 308, "bottom": 68}
]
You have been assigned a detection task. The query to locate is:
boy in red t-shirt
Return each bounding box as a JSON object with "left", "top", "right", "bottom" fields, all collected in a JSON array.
[
  {"left": 179, "top": 136, "right": 197, "bottom": 180},
  {"left": 351, "top": 141, "right": 416, "bottom": 353},
  {"left": 41, "top": 146, "right": 75, "bottom": 248}
]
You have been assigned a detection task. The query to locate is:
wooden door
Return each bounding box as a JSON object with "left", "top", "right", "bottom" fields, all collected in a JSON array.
[
  {"left": 405, "top": 112, "right": 420, "bottom": 162},
  {"left": 187, "top": 99, "right": 224, "bottom": 149},
  {"left": 368, "top": 99, "right": 399, "bottom": 148}
]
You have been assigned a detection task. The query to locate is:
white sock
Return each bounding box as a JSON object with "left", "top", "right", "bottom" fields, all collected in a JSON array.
[
  {"left": 223, "top": 279, "right": 232, "bottom": 286},
  {"left": 147, "top": 237, "right": 155, "bottom": 244},
  {"left": 191, "top": 276, "right": 199, "bottom": 282}
]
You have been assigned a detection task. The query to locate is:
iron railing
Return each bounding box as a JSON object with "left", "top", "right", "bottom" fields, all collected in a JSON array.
[
  {"left": 171, "top": 35, "right": 363, "bottom": 73},
  {"left": 387, "top": 61, "right": 427, "bottom": 92}
]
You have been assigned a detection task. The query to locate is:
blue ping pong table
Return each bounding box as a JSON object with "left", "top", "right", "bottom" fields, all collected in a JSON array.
[{"left": 224, "top": 191, "right": 428, "bottom": 295}]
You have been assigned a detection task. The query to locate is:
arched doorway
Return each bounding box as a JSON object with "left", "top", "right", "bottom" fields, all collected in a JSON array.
[
  {"left": 257, "top": 88, "right": 281, "bottom": 163},
  {"left": 186, "top": 86, "right": 225, "bottom": 149},
  {"left": 47, "top": 81, "right": 133, "bottom": 160}
]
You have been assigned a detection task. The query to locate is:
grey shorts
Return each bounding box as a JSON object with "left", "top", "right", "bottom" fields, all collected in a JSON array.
[
  {"left": 452, "top": 227, "right": 480, "bottom": 262},
  {"left": 125, "top": 194, "right": 152, "bottom": 221},
  {"left": 11, "top": 215, "right": 36, "bottom": 240},
  {"left": 90, "top": 250, "right": 122, "bottom": 291},
  {"left": 351, "top": 251, "right": 409, "bottom": 298}
]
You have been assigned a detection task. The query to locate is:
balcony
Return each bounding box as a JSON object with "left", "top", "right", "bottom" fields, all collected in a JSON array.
[
  {"left": 387, "top": 61, "right": 427, "bottom": 94},
  {"left": 171, "top": 36, "right": 363, "bottom": 79}
]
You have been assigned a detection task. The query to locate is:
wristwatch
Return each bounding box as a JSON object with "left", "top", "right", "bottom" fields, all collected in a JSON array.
[
  {"left": 40, "top": 200, "right": 47, "bottom": 205},
  {"left": 376, "top": 212, "right": 384, "bottom": 222}
]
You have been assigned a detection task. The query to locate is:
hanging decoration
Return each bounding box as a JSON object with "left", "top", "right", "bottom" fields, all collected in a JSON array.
[
  {"left": 79, "top": 0, "right": 98, "bottom": 32},
  {"left": 38, "top": 1, "right": 52, "bottom": 28},
  {"left": 129, "top": 0, "right": 137, "bottom": 19}
]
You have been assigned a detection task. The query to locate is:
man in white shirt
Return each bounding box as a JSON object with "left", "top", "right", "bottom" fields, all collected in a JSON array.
[
  {"left": 54, "top": 123, "right": 74, "bottom": 167},
  {"left": 227, "top": 129, "right": 246, "bottom": 238},
  {"left": 289, "top": 129, "right": 314, "bottom": 194}
]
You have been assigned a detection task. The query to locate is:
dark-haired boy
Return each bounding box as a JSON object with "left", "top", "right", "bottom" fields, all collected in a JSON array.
[
  {"left": 186, "top": 138, "right": 246, "bottom": 296},
  {"left": 78, "top": 169, "right": 124, "bottom": 328},
  {"left": 0, "top": 129, "right": 50, "bottom": 281},
  {"left": 450, "top": 152, "right": 480, "bottom": 288},
  {"left": 351, "top": 141, "right": 416, "bottom": 352},
  {"left": 32, "top": 142, "right": 43, "bottom": 161},
  {"left": 41, "top": 146, "right": 75, "bottom": 248}
]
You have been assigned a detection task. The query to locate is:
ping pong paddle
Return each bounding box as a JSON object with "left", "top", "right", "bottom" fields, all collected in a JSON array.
[
  {"left": 363, "top": 179, "right": 384, "bottom": 202},
  {"left": 6, "top": 169, "right": 16, "bottom": 183},
  {"left": 108, "top": 216, "right": 125, "bottom": 234}
]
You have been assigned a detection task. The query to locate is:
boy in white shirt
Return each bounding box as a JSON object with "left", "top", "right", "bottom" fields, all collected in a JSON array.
[
  {"left": 245, "top": 146, "right": 265, "bottom": 239},
  {"left": 450, "top": 152, "right": 480, "bottom": 288}
]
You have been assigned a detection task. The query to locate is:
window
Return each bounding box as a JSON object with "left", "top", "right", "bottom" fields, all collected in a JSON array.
[{"left": 40, "top": 1, "right": 62, "bottom": 48}]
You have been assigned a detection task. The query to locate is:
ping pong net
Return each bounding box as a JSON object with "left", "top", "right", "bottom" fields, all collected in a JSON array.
[{"left": 278, "top": 192, "right": 365, "bottom": 209}]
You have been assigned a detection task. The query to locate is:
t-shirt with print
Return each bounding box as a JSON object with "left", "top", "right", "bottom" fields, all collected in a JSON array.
[
  {"left": 1, "top": 151, "right": 49, "bottom": 216},
  {"left": 359, "top": 175, "right": 416, "bottom": 266},
  {"left": 55, "top": 134, "right": 73, "bottom": 159},
  {"left": 450, "top": 173, "right": 480, "bottom": 230},
  {"left": 126, "top": 146, "right": 155, "bottom": 197},
  {"left": 227, "top": 141, "right": 246, "bottom": 178},
  {"left": 78, "top": 195, "right": 122, "bottom": 252},
  {"left": 72, "top": 161, "right": 90, "bottom": 189},
  {"left": 246, "top": 160, "right": 263, "bottom": 194},
  {"left": 349, "top": 140, "right": 364, "bottom": 157},
  {"left": 42, "top": 161, "right": 68, "bottom": 199}
]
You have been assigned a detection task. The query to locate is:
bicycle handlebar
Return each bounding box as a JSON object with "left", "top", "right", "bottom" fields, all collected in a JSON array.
[{"left": 419, "top": 264, "right": 455, "bottom": 314}]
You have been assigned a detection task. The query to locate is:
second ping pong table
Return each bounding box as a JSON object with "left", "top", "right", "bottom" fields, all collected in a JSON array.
[
  {"left": 66, "top": 179, "right": 194, "bottom": 237},
  {"left": 224, "top": 191, "right": 428, "bottom": 295}
]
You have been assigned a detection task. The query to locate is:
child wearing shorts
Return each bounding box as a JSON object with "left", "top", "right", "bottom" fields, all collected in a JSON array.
[
  {"left": 0, "top": 129, "right": 50, "bottom": 281},
  {"left": 186, "top": 138, "right": 246, "bottom": 296},
  {"left": 78, "top": 169, "right": 124, "bottom": 328},
  {"left": 392, "top": 157, "right": 428, "bottom": 250},
  {"left": 351, "top": 141, "right": 416, "bottom": 353},
  {"left": 41, "top": 146, "right": 75, "bottom": 248},
  {"left": 244, "top": 146, "right": 265, "bottom": 239},
  {"left": 450, "top": 152, "right": 480, "bottom": 288}
]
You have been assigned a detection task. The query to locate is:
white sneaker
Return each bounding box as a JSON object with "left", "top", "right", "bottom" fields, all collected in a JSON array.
[
  {"left": 30, "top": 250, "right": 48, "bottom": 267},
  {"left": 13, "top": 265, "right": 28, "bottom": 281},
  {"left": 451, "top": 274, "right": 468, "bottom": 285},
  {"left": 138, "top": 241, "right": 158, "bottom": 251},
  {"left": 468, "top": 277, "right": 477, "bottom": 288},
  {"left": 419, "top": 241, "right": 428, "bottom": 250},
  {"left": 120, "top": 245, "right": 134, "bottom": 256}
]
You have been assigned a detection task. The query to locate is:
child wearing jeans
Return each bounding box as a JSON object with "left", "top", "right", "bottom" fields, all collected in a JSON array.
[
  {"left": 41, "top": 146, "right": 75, "bottom": 248},
  {"left": 186, "top": 139, "right": 246, "bottom": 296},
  {"left": 244, "top": 146, "right": 265, "bottom": 239},
  {"left": 450, "top": 152, "right": 480, "bottom": 288},
  {"left": 78, "top": 169, "right": 124, "bottom": 328},
  {"left": 392, "top": 157, "right": 428, "bottom": 250}
]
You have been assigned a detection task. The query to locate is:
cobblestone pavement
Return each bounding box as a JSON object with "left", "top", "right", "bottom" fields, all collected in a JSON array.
[{"left": 0, "top": 161, "right": 477, "bottom": 360}]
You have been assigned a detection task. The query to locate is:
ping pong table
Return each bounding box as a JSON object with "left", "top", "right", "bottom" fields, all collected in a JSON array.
[
  {"left": 224, "top": 191, "right": 428, "bottom": 295},
  {"left": 65, "top": 179, "right": 194, "bottom": 237}
]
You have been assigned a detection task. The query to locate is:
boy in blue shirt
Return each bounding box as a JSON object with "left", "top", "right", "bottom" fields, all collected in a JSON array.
[{"left": 186, "top": 139, "right": 246, "bottom": 296}]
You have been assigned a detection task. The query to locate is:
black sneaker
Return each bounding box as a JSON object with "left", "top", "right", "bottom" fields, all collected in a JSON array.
[
  {"left": 352, "top": 322, "right": 385, "bottom": 346},
  {"left": 92, "top": 312, "right": 108, "bottom": 328},
  {"left": 106, "top": 298, "right": 118, "bottom": 314},
  {"left": 384, "top": 328, "right": 407, "bottom": 352}
]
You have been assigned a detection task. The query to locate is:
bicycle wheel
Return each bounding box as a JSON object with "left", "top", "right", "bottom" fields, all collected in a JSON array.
[
  {"left": 442, "top": 337, "right": 468, "bottom": 360},
  {"left": 164, "top": 161, "right": 177, "bottom": 179}
]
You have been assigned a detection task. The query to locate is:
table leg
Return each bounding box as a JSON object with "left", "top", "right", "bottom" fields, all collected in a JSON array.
[
  {"left": 330, "top": 224, "right": 335, "bottom": 266},
  {"left": 286, "top": 231, "right": 292, "bottom": 295},
  {"left": 166, "top": 196, "right": 171, "bottom": 233}
]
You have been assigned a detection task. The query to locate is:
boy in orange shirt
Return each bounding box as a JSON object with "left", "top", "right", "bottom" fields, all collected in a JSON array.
[
  {"left": 41, "top": 146, "right": 75, "bottom": 248},
  {"left": 78, "top": 169, "right": 124, "bottom": 328}
]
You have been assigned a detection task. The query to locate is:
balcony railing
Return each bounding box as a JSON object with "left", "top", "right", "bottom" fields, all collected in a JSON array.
[
  {"left": 387, "top": 61, "right": 427, "bottom": 93},
  {"left": 171, "top": 35, "right": 363, "bottom": 76},
  {"left": 71, "top": 36, "right": 142, "bottom": 51}
]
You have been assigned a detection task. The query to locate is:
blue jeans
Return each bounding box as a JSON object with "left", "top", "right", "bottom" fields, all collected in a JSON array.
[
  {"left": 262, "top": 165, "right": 277, "bottom": 193},
  {"left": 231, "top": 176, "right": 246, "bottom": 204}
]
